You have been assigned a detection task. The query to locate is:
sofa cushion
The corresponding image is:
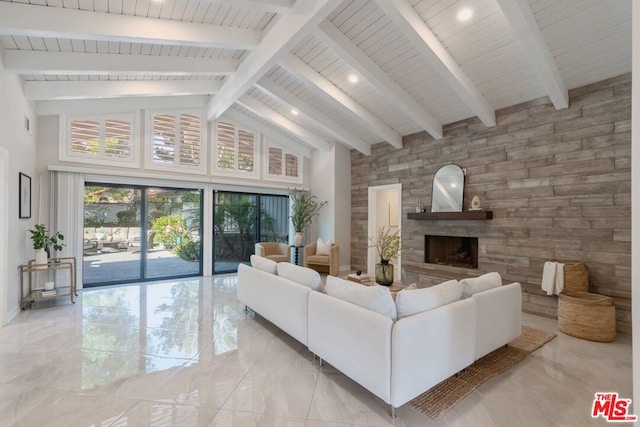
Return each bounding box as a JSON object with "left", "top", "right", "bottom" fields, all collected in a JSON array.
[
  {"left": 460, "top": 272, "right": 502, "bottom": 298},
  {"left": 277, "top": 262, "right": 322, "bottom": 291},
  {"left": 307, "top": 254, "right": 329, "bottom": 264},
  {"left": 266, "top": 255, "right": 289, "bottom": 263},
  {"left": 394, "top": 279, "right": 459, "bottom": 318},
  {"left": 325, "top": 276, "right": 397, "bottom": 320},
  {"left": 316, "top": 238, "right": 332, "bottom": 256},
  {"left": 250, "top": 255, "right": 277, "bottom": 275}
]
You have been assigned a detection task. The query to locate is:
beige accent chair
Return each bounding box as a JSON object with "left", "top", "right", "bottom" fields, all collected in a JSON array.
[
  {"left": 255, "top": 242, "right": 290, "bottom": 263},
  {"left": 304, "top": 242, "right": 339, "bottom": 276}
]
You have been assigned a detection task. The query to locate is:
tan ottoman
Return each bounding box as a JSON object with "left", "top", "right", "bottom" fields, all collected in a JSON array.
[{"left": 558, "top": 292, "right": 615, "bottom": 342}]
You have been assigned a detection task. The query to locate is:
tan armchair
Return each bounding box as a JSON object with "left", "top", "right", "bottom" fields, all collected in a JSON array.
[
  {"left": 304, "top": 243, "right": 339, "bottom": 276},
  {"left": 255, "top": 242, "right": 290, "bottom": 263}
]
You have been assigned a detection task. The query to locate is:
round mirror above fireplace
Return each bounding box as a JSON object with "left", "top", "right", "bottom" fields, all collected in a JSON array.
[{"left": 431, "top": 164, "right": 465, "bottom": 212}]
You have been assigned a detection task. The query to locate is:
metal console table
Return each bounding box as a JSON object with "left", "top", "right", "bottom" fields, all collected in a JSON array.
[{"left": 18, "top": 257, "right": 77, "bottom": 309}]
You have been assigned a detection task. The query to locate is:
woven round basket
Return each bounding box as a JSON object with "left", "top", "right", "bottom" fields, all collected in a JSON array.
[
  {"left": 562, "top": 262, "right": 589, "bottom": 294},
  {"left": 558, "top": 292, "right": 615, "bottom": 342}
]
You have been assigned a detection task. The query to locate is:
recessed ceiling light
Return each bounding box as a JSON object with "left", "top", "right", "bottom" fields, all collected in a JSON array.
[
  {"left": 291, "top": 109, "right": 299, "bottom": 116},
  {"left": 457, "top": 8, "right": 473, "bottom": 21},
  {"left": 348, "top": 74, "right": 359, "bottom": 84}
]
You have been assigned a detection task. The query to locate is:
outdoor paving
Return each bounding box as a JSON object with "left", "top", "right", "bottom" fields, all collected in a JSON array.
[
  {"left": 83, "top": 247, "right": 200, "bottom": 285},
  {"left": 83, "top": 248, "right": 246, "bottom": 285}
]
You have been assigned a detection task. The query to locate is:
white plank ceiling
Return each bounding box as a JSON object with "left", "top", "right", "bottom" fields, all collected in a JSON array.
[{"left": 0, "top": 0, "right": 632, "bottom": 154}]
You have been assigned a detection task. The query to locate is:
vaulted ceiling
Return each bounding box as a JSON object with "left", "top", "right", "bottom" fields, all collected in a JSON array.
[{"left": 0, "top": 0, "right": 631, "bottom": 156}]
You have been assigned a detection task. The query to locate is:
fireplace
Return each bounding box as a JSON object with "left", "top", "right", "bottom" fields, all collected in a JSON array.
[{"left": 425, "top": 235, "right": 478, "bottom": 269}]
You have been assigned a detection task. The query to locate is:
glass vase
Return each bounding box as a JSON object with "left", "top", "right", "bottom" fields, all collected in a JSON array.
[{"left": 375, "top": 262, "right": 394, "bottom": 286}]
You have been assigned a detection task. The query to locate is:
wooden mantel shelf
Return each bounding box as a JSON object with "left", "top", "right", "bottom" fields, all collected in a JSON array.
[{"left": 407, "top": 211, "right": 493, "bottom": 220}]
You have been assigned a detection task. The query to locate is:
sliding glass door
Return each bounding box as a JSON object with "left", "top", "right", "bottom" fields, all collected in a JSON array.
[
  {"left": 83, "top": 183, "right": 202, "bottom": 286},
  {"left": 83, "top": 185, "right": 142, "bottom": 285},
  {"left": 146, "top": 188, "right": 202, "bottom": 279},
  {"left": 213, "top": 191, "right": 288, "bottom": 273}
]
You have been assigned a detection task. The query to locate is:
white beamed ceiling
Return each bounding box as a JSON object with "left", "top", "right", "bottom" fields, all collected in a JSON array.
[{"left": 0, "top": 0, "right": 631, "bottom": 155}]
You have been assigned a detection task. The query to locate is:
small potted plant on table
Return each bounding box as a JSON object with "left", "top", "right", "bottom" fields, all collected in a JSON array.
[
  {"left": 290, "top": 190, "right": 327, "bottom": 247},
  {"left": 369, "top": 227, "right": 400, "bottom": 286},
  {"left": 29, "top": 224, "right": 65, "bottom": 265}
]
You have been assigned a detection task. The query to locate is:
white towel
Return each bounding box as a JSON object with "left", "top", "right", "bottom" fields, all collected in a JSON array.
[
  {"left": 555, "top": 263, "right": 564, "bottom": 295},
  {"left": 541, "top": 261, "right": 565, "bottom": 295},
  {"left": 541, "top": 262, "right": 556, "bottom": 295}
]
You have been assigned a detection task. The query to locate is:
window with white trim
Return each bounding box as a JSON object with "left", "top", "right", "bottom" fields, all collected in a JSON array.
[
  {"left": 265, "top": 144, "right": 302, "bottom": 183},
  {"left": 60, "top": 114, "right": 138, "bottom": 167},
  {"left": 214, "top": 121, "right": 256, "bottom": 176},
  {"left": 148, "top": 111, "right": 205, "bottom": 173}
]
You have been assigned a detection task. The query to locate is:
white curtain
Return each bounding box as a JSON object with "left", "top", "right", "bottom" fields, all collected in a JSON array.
[{"left": 52, "top": 171, "right": 84, "bottom": 289}]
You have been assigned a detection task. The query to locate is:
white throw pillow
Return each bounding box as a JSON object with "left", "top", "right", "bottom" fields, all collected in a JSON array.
[
  {"left": 316, "top": 238, "right": 332, "bottom": 256},
  {"left": 250, "top": 254, "right": 277, "bottom": 275},
  {"left": 459, "top": 272, "right": 502, "bottom": 298},
  {"left": 325, "top": 276, "right": 397, "bottom": 320},
  {"left": 395, "top": 279, "right": 460, "bottom": 318},
  {"left": 94, "top": 232, "right": 106, "bottom": 240},
  {"left": 277, "top": 262, "right": 322, "bottom": 291}
]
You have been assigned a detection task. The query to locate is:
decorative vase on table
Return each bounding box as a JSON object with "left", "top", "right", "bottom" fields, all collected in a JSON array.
[
  {"left": 34, "top": 248, "right": 48, "bottom": 266},
  {"left": 375, "top": 260, "right": 394, "bottom": 286},
  {"left": 294, "top": 232, "right": 303, "bottom": 247},
  {"left": 369, "top": 227, "right": 400, "bottom": 286}
]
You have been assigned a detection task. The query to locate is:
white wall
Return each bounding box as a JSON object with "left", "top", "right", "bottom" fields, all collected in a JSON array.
[
  {"left": 375, "top": 188, "right": 400, "bottom": 272},
  {"left": 0, "top": 50, "right": 38, "bottom": 324},
  {"left": 334, "top": 144, "right": 351, "bottom": 268},
  {"left": 631, "top": 0, "right": 639, "bottom": 412},
  {"left": 310, "top": 143, "right": 351, "bottom": 269},
  {"left": 375, "top": 189, "right": 398, "bottom": 232}
]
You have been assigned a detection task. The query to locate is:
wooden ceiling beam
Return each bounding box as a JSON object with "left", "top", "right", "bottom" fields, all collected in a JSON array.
[
  {"left": 374, "top": 0, "right": 496, "bottom": 127},
  {"left": 496, "top": 0, "right": 569, "bottom": 109},
  {"left": 280, "top": 54, "right": 403, "bottom": 149},
  {"left": 0, "top": 2, "right": 260, "bottom": 50},
  {"left": 5, "top": 50, "right": 238, "bottom": 76},
  {"left": 255, "top": 78, "right": 371, "bottom": 155},
  {"left": 199, "top": 0, "right": 294, "bottom": 15},
  {"left": 236, "top": 95, "right": 331, "bottom": 152},
  {"left": 24, "top": 80, "right": 222, "bottom": 100},
  {"left": 317, "top": 20, "right": 443, "bottom": 140},
  {"left": 206, "top": 0, "right": 342, "bottom": 120}
]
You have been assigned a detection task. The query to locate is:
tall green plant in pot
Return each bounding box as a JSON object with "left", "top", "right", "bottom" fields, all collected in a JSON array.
[
  {"left": 290, "top": 191, "right": 327, "bottom": 247},
  {"left": 369, "top": 227, "right": 400, "bottom": 286},
  {"left": 29, "top": 224, "right": 65, "bottom": 265}
]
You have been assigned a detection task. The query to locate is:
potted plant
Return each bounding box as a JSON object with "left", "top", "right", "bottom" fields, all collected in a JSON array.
[
  {"left": 290, "top": 190, "right": 327, "bottom": 246},
  {"left": 105, "top": 227, "right": 120, "bottom": 242},
  {"left": 29, "top": 224, "right": 65, "bottom": 264},
  {"left": 369, "top": 227, "right": 400, "bottom": 286}
]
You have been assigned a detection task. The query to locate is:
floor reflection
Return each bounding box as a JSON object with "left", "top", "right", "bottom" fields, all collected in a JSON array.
[
  {"left": 80, "top": 278, "right": 240, "bottom": 391},
  {"left": 1, "top": 275, "right": 633, "bottom": 427}
]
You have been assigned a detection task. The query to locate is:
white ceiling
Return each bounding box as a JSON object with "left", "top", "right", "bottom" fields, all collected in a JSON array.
[{"left": 0, "top": 0, "right": 632, "bottom": 155}]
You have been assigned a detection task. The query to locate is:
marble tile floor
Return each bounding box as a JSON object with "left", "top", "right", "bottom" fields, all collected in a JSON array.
[{"left": 0, "top": 275, "right": 632, "bottom": 427}]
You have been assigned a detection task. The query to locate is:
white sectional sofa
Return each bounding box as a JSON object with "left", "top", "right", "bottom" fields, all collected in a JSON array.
[
  {"left": 237, "top": 257, "right": 522, "bottom": 416},
  {"left": 237, "top": 261, "right": 316, "bottom": 345}
]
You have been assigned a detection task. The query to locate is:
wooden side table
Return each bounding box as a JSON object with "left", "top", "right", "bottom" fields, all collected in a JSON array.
[
  {"left": 343, "top": 274, "right": 407, "bottom": 298},
  {"left": 290, "top": 245, "right": 303, "bottom": 265}
]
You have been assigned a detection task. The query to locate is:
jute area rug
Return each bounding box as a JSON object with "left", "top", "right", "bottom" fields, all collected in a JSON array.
[{"left": 409, "top": 326, "right": 556, "bottom": 419}]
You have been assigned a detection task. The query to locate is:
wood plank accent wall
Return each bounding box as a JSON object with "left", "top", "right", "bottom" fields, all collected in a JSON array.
[{"left": 351, "top": 74, "right": 631, "bottom": 319}]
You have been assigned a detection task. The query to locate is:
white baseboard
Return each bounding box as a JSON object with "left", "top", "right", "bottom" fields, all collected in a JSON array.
[{"left": 5, "top": 305, "right": 19, "bottom": 325}]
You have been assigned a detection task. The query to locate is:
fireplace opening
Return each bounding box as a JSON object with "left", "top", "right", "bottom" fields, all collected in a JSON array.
[{"left": 425, "top": 235, "right": 478, "bottom": 269}]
